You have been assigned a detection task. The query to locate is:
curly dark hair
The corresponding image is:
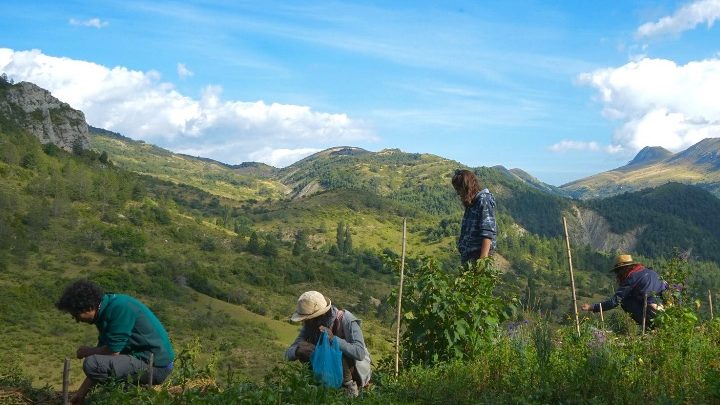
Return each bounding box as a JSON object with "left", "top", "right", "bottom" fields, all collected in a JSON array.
[{"left": 55, "top": 280, "right": 104, "bottom": 315}]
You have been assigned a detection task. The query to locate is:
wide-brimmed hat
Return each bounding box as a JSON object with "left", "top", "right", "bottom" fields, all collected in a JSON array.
[
  {"left": 611, "top": 254, "right": 637, "bottom": 272},
  {"left": 290, "top": 291, "right": 332, "bottom": 322}
]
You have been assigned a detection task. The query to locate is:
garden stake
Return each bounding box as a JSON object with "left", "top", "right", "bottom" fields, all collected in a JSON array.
[
  {"left": 62, "top": 358, "right": 70, "bottom": 405},
  {"left": 709, "top": 290, "right": 714, "bottom": 320},
  {"left": 642, "top": 294, "right": 648, "bottom": 335},
  {"left": 394, "top": 218, "right": 407, "bottom": 378},
  {"left": 148, "top": 353, "right": 154, "bottom": 386},
  {"left": 562, "top": 217, "right": 581, "bottom": 337},
  {"left": 599, "top": 303, "right": 604, "bottom": 328}
]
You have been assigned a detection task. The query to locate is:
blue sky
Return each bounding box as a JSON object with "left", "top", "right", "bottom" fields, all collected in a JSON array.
[{"left": 2, "top": 0, "right": 720, "bottom": 185}]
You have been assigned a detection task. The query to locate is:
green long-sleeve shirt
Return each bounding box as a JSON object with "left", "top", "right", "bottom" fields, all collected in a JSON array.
[{"left": 95, "top": 294, "right": 175, "bottom": 367}]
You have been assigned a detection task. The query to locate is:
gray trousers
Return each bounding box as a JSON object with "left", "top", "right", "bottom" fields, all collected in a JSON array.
[{"left": 83, "top": 354, "right": 172, "bottom": 385}]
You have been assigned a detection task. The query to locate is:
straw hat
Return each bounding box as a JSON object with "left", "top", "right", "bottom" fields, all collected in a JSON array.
[
  {"left": 611, "top": 254, "right": 637, "bottom": 272},
  {"left": 290, "top": 291, "right": 332, "bottom": 322}
]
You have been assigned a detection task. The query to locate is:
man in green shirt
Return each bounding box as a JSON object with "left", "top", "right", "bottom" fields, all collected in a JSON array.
[{"left": 56, "top": 280, "right": 175, "bottom": 404}]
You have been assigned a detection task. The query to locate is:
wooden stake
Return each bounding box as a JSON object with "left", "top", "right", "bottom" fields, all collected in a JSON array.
[
  {"left": 599, "top": 302, "right": 604, "bottom": 327},
  {"left": 642, "top": 294, "right": 648, "bottom": 335},
  {"left": 147, "top": 353, "right": 154, "bottom": 386},
  {"left": 394, "top": 218, "right": 407, "bottom": 378},
  {"left": 562, "top": 217, "right": 581, "bottom": 337},
  {"left": 62, "top": 358, "right": 70, "bottom": 405},
  {"left": 709, "top": 290, "right": 714, "bottom": 320}
]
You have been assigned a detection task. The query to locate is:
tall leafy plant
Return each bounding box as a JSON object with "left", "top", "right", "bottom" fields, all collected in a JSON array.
[{"left": 398, "top": 258, "right": 516, "bottom": 365}]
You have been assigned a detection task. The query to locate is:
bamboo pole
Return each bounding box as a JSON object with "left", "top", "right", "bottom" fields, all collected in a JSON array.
[
  {"left": 62, "top": 358, "right": 70, "bottom": 405},
  {"left": 394, "top": 218, "right": 407, "bottom": 378},
  {"left": 642, "top": 294, "right": 648, "bottom": 335},
  {"left": 709, "top": 290, "right": 714, "bottom": 320},
  {"left": 562, "top": 217, "right": 581, "bottom": 337},
  {"left": 147, "top": 353, "right": 154, "bottom": 386}
]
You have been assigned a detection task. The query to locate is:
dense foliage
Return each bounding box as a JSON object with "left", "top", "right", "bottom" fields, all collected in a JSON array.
[
  {"left": 398, "top": 258, "right": 516, "bottom": 365},
  {"left": 587, "top": 182, "right": 720, "bottom": 261}
]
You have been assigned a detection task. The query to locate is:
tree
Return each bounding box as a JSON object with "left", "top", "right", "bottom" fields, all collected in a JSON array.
[
  {"left": 292, "top": 230, "right": 308, "bottom": 256},
  {"left": 21, "top": 152, "right": 38, "bottom": 169},
  {"left": 262, "top": 237, "right": 278, "bottom": 257},
  {"left": 336, "top": 221, "right": 345, "bottom": 254},
  {"left": 344, "top": 227, "right": 353, "bottom": 254},
  {"left": 106, "top": 226, "right": 146, "bottom": 259},
  {"left": 247, "top": 232, "right": 261, "bottom": 255}
]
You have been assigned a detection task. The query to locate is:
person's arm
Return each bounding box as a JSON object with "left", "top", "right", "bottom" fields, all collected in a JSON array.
[
  {"left": 102, "top": 304, "right": 136, "bottom": 354},
  {"left": 76, "top": 345, "right": 119, "bottom": 359},
  {"left": 586, "top": 278, "right": 635, "bottom": 312},
  {"left": 478, "top": 238, "right": 492, "bottom": 258},
  {"left": 70, "top": 377, "right": 95, "bottom": 404},
  {"left": 285, "top": 325, "right": 309, "bottom": 361},
  {"left": 478, "top": 195, "right": 496, "bottom": 257},
  {"left": 334, "top": 320, "right": 368, "bottom": 362}
]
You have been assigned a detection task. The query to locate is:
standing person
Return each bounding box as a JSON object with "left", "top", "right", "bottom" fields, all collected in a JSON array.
[
  {"left": 55, "top": 280, "right": 175, "bottom": 404},
  {"left": 285, "top": 291, "right": 371, "bottom": 397},
  {"left": 581, "top": 254, "right": 668, "bottom": 325},
  {"left": 451, "top": 169, "right": 497, "bottom": 265}
]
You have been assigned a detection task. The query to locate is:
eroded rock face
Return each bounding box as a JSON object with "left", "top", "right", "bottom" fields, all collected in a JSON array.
[
  {"left": 568, "top": 206, "right": 642, "bottom": 253},
  {"left": 1, "top": 81, "right": 90, "bottom": 152}
]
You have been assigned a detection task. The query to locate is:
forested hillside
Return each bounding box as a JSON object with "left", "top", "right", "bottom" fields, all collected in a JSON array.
[{"left": 3, "top": 78, "right": 720, "bottom": 403}]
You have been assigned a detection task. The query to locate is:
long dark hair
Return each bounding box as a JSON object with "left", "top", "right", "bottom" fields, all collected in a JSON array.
[{"left": 452, "top": 169, "right": 481, "bottom": 208}]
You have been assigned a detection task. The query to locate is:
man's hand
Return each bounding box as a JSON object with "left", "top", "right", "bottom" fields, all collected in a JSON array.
[
  {"left": 70, "top": 392, "right": 85, "bottom": 405},
  {"left": 580, "top": 303, "right": 592, "bottom": 312},
  {"left": 76, "top": 346, "right": 96, "bottom": 359},
  {"left": 295, "top": 341, "right": 315, "bottom": 362},
  {"left": 319, "top": 325, "right": 334, "bottom": 341}
]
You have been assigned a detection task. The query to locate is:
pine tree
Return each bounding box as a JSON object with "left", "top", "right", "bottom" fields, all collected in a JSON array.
[
  {"left": 248, "top": 231, "right": 261, "bottom": 254},
  {"left": 336, "top": 221, "right": 345, "bottom": 254},
  {"left": 344, "top": 226, "right": 353, "bottom": 253},
  {"left": 293, "top": 230, "right": 308, "bottom": 256}
]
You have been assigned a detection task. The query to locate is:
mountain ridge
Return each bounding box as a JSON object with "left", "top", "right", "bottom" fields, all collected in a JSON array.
[{"left": 561, "top": 138, "right": 720, "bottom": 199}]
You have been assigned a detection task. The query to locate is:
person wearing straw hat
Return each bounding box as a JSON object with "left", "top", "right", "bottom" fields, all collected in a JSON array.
[
  {"left": 581, "top": 254, "right": 668, "bottom": 325},
  {"left": 285, "top": 291, "right": 371, "bottom": 396},
  {"left": 451, "top": 169, "right": 497, "bottom": 265}
]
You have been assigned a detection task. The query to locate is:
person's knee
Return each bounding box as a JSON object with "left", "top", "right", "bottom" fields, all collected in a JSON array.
[{"left": 83, "top": 355, "right": 105, "bottom": 381}]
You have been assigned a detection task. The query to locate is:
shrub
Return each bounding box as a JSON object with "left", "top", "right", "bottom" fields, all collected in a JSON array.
[{"left": 398, "top": 258, "right": 517, "bottom": 365}]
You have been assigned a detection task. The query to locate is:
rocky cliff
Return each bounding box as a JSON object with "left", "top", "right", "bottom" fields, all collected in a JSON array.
[
  {"left": 0, "top": 80, "right": 89, "bottom": 152},
  {"left": 566, "top": 206, "right": 641, "bottom": 253}
]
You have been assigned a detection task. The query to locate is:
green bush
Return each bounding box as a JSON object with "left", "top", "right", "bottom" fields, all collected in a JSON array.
[{"left": 398, "top": 258, "right": 517, "bottom": 365}]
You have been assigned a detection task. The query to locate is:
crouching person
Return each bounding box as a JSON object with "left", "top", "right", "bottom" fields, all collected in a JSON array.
[
  {"left": 581, "top": 254, "right": 667, "bottom": 326},
  {"left": 286, "top": 291, "right": 371, "bottom": 396},
  {"left": 55, "top": 280, "right": 175, "bottom": 404}
]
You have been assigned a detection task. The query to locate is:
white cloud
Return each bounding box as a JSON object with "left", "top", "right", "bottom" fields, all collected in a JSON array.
[
  {"left": 548, "top": 140, "right": 622, "bottom": 154},
  {"left": 0, "top": 48, "right": 376, "bottom": 166},
  {"left": 636, "top": 0, "right": 720, "bottom": 38},
  {"left": 69, "top": 18, "right": 109, "bottom": 29},
  {"left": 549, "top": 140, "right": 600, "bottom": 152},
  {"left": 579, "top": 57, "right": 720, "bottom": 153},
  {"left": 177, "top": 63, "right": 193, "bottom": 79},
  {"left": 248, "top": 147, "right": 320, "bottom": 167}
]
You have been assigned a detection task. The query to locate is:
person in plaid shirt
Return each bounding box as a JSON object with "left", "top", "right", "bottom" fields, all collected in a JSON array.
[{"left": 452, "top": 169, "right": 497, "bottom": 265}]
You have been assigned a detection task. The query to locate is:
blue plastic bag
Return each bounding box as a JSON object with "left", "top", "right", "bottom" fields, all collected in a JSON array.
[{"left": 310, "top": 330, "right": 343, "bottom": 388}]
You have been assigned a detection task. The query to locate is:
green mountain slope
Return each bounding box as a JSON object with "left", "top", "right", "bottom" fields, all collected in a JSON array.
[
  {"left": 561, "top": 139, "right": 720, "bottom": 199},
  {"left": 586, "top": 182, "right": 720, "bottom": 261},
  {"left": 89, "top": 127, "right": 288, "bottom": 202}
]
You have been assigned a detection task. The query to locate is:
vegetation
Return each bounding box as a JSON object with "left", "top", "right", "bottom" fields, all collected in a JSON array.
[{"left": 4, "top": 88, "right": 720, "bottom": 403}]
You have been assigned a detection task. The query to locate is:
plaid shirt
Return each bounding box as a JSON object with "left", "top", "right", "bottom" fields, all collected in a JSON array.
[{"left": 457, "top": 189, "right": 497, "bottom": 262}]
